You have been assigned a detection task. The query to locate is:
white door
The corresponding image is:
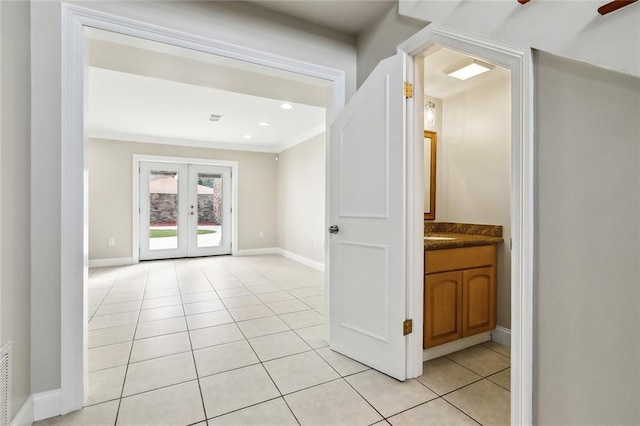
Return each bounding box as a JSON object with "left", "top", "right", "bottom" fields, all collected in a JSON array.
[
  {"left": 328, "top": 53, "right": 410, "bottom": 381},
  {"left": 140, "top": 161, "right": 231, "bottom": 260}
]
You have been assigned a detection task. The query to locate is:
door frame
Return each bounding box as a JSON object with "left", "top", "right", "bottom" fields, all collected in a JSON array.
[
  {"left": 132, "top": 154, "right": 239, "bottom": 262},
  {"left": 399, "top": 28, "right": 534, "bottom": 424},
  {"left": 60, "top": 3, "right": 345, "bottom": 415}
]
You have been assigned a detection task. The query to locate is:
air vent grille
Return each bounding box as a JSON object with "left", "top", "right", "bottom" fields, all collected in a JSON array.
[{"left": 0, "top": 342, "right": 10, "bottom": 426}]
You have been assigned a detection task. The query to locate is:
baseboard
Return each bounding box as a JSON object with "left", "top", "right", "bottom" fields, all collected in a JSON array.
[
  {"left": 235, "top": 247, "right": 325, "bottom": 272},
  {"left": 423, "top": 332, "right": 491, "bottom": 361},
  {"left": 32, "top": 389, "right": 61, "bottom": 421},
  {"left": 235, "top": 247, "right": 279, "bottom": 256},
  {"left": 88, "top": 257, "right": 134, "bottom": 268},
  {"left": 274, "top": 248, "right": 324, "bottom": 272},
  {"left": 10, "top": 395, "right": 33, "bottom": 426},
  {"left": 491, "top": 325, "right": 511, "bottom": 348}
]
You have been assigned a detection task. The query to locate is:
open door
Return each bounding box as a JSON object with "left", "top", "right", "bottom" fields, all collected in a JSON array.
[{"left": 328, "top": 53, "right": 410, "bottom": 380}]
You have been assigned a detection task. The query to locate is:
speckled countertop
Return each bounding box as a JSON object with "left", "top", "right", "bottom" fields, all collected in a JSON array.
[{"left": 424, "top": 222, "right": 504, "bottom": 250}]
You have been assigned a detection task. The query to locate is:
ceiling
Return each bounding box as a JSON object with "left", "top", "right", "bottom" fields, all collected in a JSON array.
[
  {"left": 243, "top": 0, "right": 395, "bottom": 35},
  {"left": 85, "top": 28, "right": 328, "bottom": 153},
  {"left": 87, "top": 67, "right": 326, "bottom": 151},
  {"left": 424, "top": 47, "right": 511, "bottom": 100}
]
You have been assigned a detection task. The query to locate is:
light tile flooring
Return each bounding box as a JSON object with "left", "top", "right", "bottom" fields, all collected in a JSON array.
[{"left": 36, "top": 255, "right": 510, "bottom": 426}]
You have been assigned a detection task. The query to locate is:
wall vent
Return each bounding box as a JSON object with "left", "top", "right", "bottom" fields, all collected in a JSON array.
[{"left": 0, "top": 342, "right": 11, "bottom": 426}]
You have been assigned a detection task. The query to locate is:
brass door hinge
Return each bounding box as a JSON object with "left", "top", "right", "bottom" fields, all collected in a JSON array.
[
  {"left": 403, "top": 319, "right": 413, "bottom": 335},
  {"left": 404, "top": 82, "right": 413, "bottom": 99}
]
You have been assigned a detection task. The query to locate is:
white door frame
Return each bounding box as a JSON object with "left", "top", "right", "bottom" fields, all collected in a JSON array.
[
  {"left": 133, "top": 154, "right": 239, "bottom": 262},
  {"left": 399, "top": 28, "right": 534, "bottom": 424},
  {"left": 60, "top": 3, "right": 345, "bottom": 415}
]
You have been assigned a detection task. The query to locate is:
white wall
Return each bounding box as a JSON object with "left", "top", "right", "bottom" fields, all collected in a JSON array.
[
  {"left": 438, "top": 76, "right": 512, "bottom": 328},
  {"left": 399, "top": 0, "right": 640, "bottom": 77},
  {"left": 356, "top": 2, "right": 426, "bottom": 87},
  {"left": 534, "top": 51, "right": 639, "bottom": 424},
  {"left": 31, "top": 0, "right": 357, "bottom": 395},
  {"left": 1, "top": 1, "right": 31, "bottom": 421},
  {"left": 276, "top": 133, "right": 326, "bottom": 264},
  {"left": 88, "top": 138, "right": 278, "bottom": 260}
]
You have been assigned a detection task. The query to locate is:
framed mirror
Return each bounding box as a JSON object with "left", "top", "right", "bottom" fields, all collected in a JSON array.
[{"left": 424, "top": 130, "right": 437, "bottom": 220}]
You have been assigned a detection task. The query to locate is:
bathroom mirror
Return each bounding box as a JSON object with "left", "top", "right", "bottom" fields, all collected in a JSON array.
[{"left": 424, "top": 130, "right": 437, "bottom": 220}]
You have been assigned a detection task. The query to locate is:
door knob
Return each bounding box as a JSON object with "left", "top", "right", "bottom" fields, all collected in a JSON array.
[{"left": 328, "top": 225, "right": 339, "bottom": 234}]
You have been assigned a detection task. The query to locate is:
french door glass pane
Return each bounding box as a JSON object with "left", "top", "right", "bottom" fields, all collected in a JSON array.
[
  {"left": 148, "top": 170, "right": 179, "bottom": 250},
  {"left": 197, "top": 173, "right": 223, "bottom": 248}
]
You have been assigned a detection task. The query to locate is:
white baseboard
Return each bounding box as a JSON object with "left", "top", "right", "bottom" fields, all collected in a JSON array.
[
  {"left": 491, "top": 325, "right": 511, "bottom": 348},
  {"left": 10, "top": 395, "right": 33, "bottom": 426},
  {"left": 235, "top": 247, "right": 279, "bottom": 256},
  {"left": 32, "top": 389, "right": 61, "bottom": 421},
  {"left": 423, "top": 332, "right": 491, "bottom": 361},
  {"left": 88, "top": 257, "right": 134, "bottom": 268},
  {"left": 275, "top": 248, "right": 324, "bottom": 272},
  {"left": 235, "top": 248, "right": 324, "bottom": 272}
]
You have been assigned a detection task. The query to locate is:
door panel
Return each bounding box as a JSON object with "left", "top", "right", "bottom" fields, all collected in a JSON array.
[
  {"left": 140, "top": 162, "right": 189, "bottom": 260},
  {"left": 328, "top": 53, "right": 409, "bottom": 380},
  {"left": 337, "top": 242, "right": 389, "bottom": 341},
  {"left": 140, "top": 161, "right": 231, "bottom": 260},
  {"left": 424, "top": 271, "right": 462, "bottom": 348},
  {"left": 462, "top": 267, "right": 495, "bottom": 336},
  {"left": 188, "top": 164, "right": 231, "bottom": 256}
]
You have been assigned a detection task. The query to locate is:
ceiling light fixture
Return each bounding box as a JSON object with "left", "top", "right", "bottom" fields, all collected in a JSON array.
[
  {"left": 280, "top": 103, "right": 293, "bottom": 110},
  {"left": 243, "top": 134, "right": 252, "bottom": 139},
  {"left": 444, "top": 59, "right": 494, "bottom": 81},
  {"left": 259, "top": 122, "right": 270, "bottom": 127}
]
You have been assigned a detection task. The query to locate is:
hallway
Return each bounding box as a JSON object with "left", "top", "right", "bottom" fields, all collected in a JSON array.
[{"left": 36, "top": 255, "right": 510, "bottom": 425}]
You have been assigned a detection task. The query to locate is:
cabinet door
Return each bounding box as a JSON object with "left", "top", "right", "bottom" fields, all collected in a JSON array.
[
  {"left": 462, "top": 267, "right": 496, "bottom": 337},
  {"left": 424, "top": 271, "right": 462, "bottom": 348}
]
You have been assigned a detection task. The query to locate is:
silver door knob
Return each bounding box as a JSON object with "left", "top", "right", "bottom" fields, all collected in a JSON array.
[{"left": 328, "top": 225, "right": 339, "bottom": 234}]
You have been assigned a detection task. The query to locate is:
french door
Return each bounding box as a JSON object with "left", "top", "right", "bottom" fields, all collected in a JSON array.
[{"left": 139, "top": 161, "right": 231, "bottom": 260}]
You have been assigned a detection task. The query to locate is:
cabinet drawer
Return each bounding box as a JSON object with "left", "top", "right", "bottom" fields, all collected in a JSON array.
[{"left": 425, "top": 245, "right": 496, "bottom": 274}]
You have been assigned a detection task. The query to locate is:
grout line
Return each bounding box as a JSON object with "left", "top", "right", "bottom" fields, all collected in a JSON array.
[
  {"left": 341, "top": 377, "right": 387, "bottom": 421},
  {"left": 181, "top": 260, "right": 211, "bottom": 423},
  {"left": 440, "top": 398, "right": 483, "bottom": 425},
  {"left": 112, "top": 262, "right": 151, "bottom": 426}
]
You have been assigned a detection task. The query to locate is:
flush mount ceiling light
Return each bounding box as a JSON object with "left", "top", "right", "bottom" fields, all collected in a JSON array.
[
  {"left": 259, "top": 122, "right": 270, "bottom": 126},
  {"left": 444, "top": 59, "right": 494, "bottom": 81},
  {"left": 243, "top": 134, "right": 252, "bottom": 139},
  {"left": 209, "top": 114, "right": 223, "bottom": 122},
  {"left": 280, "top": 103, "right": 293, "bottom": 110}
]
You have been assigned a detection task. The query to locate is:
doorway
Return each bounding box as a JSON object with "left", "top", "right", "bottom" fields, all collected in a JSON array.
[
  {"left": 61, "top": 5, "right": 343, "bottom": 416},
  {"left": 402, "top": 28, "right": 534, "bottom": 424},
  {"left": 139, "top": 161, "right": 232, "bottom": 260}
]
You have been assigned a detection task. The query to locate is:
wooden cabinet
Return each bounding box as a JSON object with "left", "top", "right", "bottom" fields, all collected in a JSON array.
[{"left": 424, "top": 245, "right": 497, "bottom": 349}]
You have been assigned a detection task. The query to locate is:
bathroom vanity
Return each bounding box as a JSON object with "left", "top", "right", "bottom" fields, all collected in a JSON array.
[{"left": 423, "top": 223, "right": 503, "bottom": 349}]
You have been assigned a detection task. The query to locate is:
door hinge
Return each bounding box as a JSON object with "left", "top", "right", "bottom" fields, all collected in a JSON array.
[
  {"left": 403, "top": 319, "right": 413, "bottom": 335},
  {"left": 403, "top": 82, "right": 413, "bottom": 99}
]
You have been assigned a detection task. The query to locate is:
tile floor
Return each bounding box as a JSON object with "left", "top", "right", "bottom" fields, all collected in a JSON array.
[{"left": 36, "top": 254, "right": 510, "bottom": 426}]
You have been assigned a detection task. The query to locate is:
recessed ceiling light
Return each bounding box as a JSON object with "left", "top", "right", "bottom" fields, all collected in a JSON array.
[
  {"left": 280, "top": 103, "right": 293, "bottom": 110},
  {"left": 259, "top": 122, "right": 270, "bottom": 127},
  {"left": 444, "top": 59, "right": 494, "bottom": 81},
  {"left": 243, "top": 134, "right": 252, "bottom": 139}
]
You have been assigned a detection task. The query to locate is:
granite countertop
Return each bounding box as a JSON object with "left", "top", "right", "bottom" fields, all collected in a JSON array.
[{"left": 424, "top": 222, "right": 504, "bottom": 251}]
